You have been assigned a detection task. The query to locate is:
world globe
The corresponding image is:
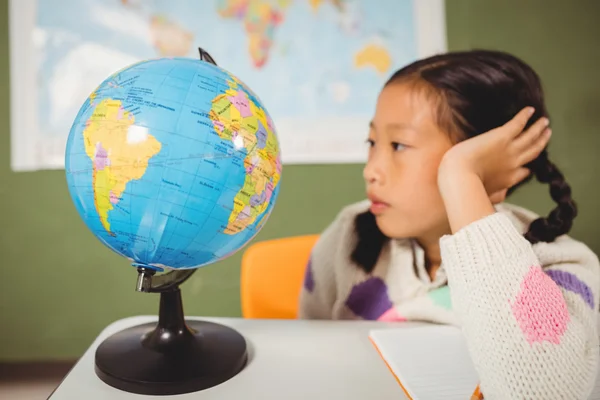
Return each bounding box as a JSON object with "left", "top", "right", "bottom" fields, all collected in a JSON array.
[{"left": 65, "top": 56, "right": 282, "bottom": 272}]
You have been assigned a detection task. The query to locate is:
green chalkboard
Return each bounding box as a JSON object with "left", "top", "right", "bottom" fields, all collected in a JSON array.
[{"left": 0, "top": 0, "right": 598, "bottom": 360}]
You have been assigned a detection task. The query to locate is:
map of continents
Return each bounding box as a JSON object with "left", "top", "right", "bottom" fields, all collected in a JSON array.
[
  {"left": 82, "top": 98, "right": 162, "bottom": 236},
  {"left": 82, "top": 75, "right": 280, "bottom": 238},
  {"left": 216, "top": 0, "right": 388, "bottom": 72},
  {"left": 209, "top": 76, "right": 281, "bottom": 235},
  {"left": 217, "top": 0, "right": 287, "bottom": 68}
]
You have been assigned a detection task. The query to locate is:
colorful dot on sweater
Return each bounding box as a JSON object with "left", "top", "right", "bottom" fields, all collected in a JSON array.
[
  {"left": 511, "top": 266, "right": 570, "bottom": 345},
  {"left": 545, "top": 269, "right": 595, "bottom": 309},
  {"left": 345, "top": 277, "right": 393, "bottom": 320},
  {"left": 428, "top": 285, "right": 452, "bottom": 310},
  {"left": 378, "top": 307, "right": 407, "bottom": 322},
  {"left": 303, "top": 258, "right": 315, "bottom": 292}
]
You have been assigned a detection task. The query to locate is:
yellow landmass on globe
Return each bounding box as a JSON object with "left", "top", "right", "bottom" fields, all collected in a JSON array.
[
  {"left": 209, "top": 81, "right": 281, "bottom": 235},
  {"left": 83, "top": 99, "right": 162, "bottom": 235},
  {"left": 150, "top": 14, "right": 193, "bottom": 57},
  {"left": 354, "top": 44, "right": 392, "bottom": 74}
]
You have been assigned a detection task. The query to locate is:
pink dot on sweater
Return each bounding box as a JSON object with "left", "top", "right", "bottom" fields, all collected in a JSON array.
[
  {"left": 378, "top": 308, "right": 406, "bottom": 322},
  {"left": 511, "top": 266, "right": 570, "bottom": 345}
]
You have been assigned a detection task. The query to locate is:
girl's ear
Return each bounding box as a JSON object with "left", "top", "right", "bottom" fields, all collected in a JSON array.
[{"left": 489, "top": 188, "right": 508, "bottom": 204}]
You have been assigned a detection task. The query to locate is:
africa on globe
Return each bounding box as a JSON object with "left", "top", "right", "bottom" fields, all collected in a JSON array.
[{"left": 65, "top": 57, "right": 282, "bottom": 271}]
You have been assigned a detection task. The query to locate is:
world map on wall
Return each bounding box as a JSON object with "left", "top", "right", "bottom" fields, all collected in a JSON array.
[{"left": 16, "top": 0, "right": 443, "bottom": 170}]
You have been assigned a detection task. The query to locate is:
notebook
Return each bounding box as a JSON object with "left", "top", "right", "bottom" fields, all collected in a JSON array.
[{"left": 369, "top": 323, "right": 600, "bottom": 400}]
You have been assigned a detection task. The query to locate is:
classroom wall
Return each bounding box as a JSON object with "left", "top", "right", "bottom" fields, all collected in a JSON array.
[{"left": 0, "top": 0, "right": 598, "bottom": 361}]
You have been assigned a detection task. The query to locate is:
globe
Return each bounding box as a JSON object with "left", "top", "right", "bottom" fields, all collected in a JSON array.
[{"left": 65, "top": 56, "right": 282, "bottom": 272}]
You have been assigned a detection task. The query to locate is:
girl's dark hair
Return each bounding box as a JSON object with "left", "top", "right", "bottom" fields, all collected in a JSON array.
[{"left": 351, "top": 49, "right": 577, "bottom": 273}]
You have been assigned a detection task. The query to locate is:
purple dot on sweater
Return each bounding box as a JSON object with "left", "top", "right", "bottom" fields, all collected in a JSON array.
[
  {"left": 345, "top": 277, "right": 393, "bottom": 320},
  {"left": 545, "top": 269, "right": 595, "bottom": 309},
  {"left": 303, "top": 259, "right": 315, "bottom": 292}
]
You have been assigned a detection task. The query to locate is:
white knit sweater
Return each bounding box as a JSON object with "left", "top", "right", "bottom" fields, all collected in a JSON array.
[{"left": 298, "top": 200, "right": 600, "bottom": 399}]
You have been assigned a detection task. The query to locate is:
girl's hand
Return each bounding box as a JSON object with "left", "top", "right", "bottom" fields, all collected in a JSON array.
[
  {"left": 437, "top": 107, "right": 552, "bottom": 233},
  {"left": 438, "top": 107, "right": 552, "bottom": 196}
]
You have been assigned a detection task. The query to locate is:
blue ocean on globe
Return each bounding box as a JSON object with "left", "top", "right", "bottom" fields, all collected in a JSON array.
[{"left": 65, "top": 57, "right": 282, "bottom": 271}]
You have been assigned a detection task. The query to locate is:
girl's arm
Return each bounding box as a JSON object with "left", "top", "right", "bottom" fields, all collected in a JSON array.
[{"left": 439, "top": 169, "right": 600, "bottom": 399}]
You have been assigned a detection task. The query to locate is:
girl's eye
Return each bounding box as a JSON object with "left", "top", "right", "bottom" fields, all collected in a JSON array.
[
  {"left": 366, "top": 139, "right": 375, "bottom": 148},
  {"left": 392, "top": 142, "right": 407, "bottom": 151}
]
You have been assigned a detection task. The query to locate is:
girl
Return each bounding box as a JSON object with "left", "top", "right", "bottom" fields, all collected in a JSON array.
[{"left": 298, "top": 49, "right": 600, "bottom": 399}]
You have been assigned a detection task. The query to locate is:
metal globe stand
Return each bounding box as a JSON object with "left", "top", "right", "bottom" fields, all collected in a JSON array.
[{"left": 93, "top": 48, "right": 248, "bottom": 396}]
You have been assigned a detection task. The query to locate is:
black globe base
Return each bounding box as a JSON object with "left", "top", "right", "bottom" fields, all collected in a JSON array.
[{"left": 94, "top": 288, "right": 248, "bottom": 395}]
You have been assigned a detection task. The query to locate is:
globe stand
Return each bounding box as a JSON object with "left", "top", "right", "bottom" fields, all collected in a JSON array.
[
  {"left": 94, "top": 268, "right": 248, "bottom": 395},
  {"left": 93, "top": 48, "right": 248, "bottom": 395}
]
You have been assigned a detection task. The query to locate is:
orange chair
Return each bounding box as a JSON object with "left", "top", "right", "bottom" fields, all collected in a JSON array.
[{"left": 241, "top": 234, "right": 319, "bottom": 319}]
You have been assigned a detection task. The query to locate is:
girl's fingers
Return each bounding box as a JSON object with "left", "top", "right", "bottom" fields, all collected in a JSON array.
[
  {"left": 489, "top": 189, "right": 508, "bottom": 204},
  {"left": 501, "top": 107, "right": 536, "bottom": 138},
  {"left": 518, "top": 128, "right": 552, "bottom": 165},
  {"left": 513, "top": 115, "right": 550, "bottom": 150},
  {"left": 511, "top": 167, "right": 532, "bottom": 186}
]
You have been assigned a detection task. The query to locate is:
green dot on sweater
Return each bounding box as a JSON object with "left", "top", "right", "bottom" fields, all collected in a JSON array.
[{"left": 429, "top": 286, "right": 452, "bottom": 310}]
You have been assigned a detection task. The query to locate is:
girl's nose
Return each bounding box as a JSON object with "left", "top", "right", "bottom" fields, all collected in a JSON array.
[{"left": 363, "top": 159, "right": 385, "bottom": 185}]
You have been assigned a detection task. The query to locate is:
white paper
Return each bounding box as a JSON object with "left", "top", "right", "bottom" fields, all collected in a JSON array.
[
  {"left": 9, "top": 0, "right": 447, "bottom": 171},
  {"left": 370, "top": 322, "right": 600, "bottom": 400},
  {"left": 370, "top": 325, "right": 480, "bottom": 400}
]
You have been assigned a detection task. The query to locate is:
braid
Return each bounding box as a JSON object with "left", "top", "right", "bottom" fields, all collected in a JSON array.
[
  {"left": 524, "top": 154, "right": 578, "bottom": 243},
  {"left": 351, "top": 211, "right": 389, "bottom": 273}
]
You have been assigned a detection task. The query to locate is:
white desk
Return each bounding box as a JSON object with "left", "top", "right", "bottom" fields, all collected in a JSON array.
[{"left": 49, "top": 316, "right": 411, "bottom": 400}]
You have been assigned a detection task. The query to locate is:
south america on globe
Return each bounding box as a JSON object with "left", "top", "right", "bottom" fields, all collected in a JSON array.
[{"left": 65, "top": 57, "right": 282, "bottom": 271}]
